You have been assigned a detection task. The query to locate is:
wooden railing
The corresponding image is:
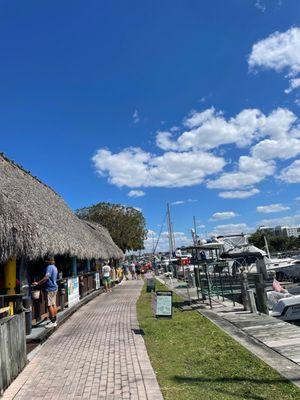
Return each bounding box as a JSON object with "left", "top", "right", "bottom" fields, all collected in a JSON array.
[
  {"left": 79, "top": 272, "right": 99, "bottom": 298},
  {"left": 31, "top": 280, "right": 68, "bottom": 325},
  {"left": 0, "top": 313, "right": 27, "bottom": 394}
]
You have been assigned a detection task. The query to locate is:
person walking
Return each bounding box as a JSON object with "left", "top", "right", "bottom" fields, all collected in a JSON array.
[
  {"left": 102, "top": 261, "right": 112, "bottom": 293},
  {"left": 33, "top": 255, "right": 58, "bottom": 328},
  {"left": 122, "top": 262, "right": 129, "bottom": 280},
  {"left": 129, "top": 261, "right": 137, "bottom": 280}
]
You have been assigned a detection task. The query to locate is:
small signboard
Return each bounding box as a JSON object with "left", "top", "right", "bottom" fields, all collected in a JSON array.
[
  {"left": 156, "top": 291, "right": 173, "bottom": 318},
  {"left": 94, "top": 272, "right": 101, "bottom": 290},
  {"left": 67, "top": 277, "right": 80, "bottom": 308}
]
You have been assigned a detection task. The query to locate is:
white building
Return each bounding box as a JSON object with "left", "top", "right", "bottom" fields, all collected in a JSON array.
[{"left": 281, "top": 226, "right": 300, "bottom": 238}]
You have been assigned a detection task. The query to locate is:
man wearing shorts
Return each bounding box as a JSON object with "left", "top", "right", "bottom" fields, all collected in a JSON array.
[
  {"left": 33, "top": 256, "right": 58, "bottom": 328},
  {"left": 102, "top": 262, "right": 112, "bottom": 293}
]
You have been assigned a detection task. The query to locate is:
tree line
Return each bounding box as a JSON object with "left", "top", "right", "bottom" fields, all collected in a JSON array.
[
  {"left": 76, "top": 202, "right": 147, "bottom": 253},
  {"left": 249, "top": 230, "right": 300, "bottom": 253}
]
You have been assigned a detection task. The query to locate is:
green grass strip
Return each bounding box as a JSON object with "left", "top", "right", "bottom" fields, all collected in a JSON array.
[{"left": 137, "top": 280, "right": 300, "bottom": 400}]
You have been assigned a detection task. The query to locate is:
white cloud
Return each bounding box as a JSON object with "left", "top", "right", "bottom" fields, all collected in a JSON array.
[
  {"left": 279, "top": 160, "right": 300, "bottom": 183},
  {"left": 143, "top": 230, "right": 192, "bottom": 253},
  {"left": 285, "top": 78, "right": 300, "bottom": 94},
  {"left": 259, "top": 214, "right": 300, "bottom": 228},
  {"left": 256, "top": 203, "right": 290, "bottom": 213},
  {"left": 252, "top": 138, "right": 300, "bottom": 160},
  {"left": 156, "top": 131, "right": 178, "bottom": 151},
  {"left": 211, "top": 211, "right": 237, "bottom": 221},
  {"left": 92, "top": 147, "right": 225, "bottom": 188},
  {"left": 207, "top": 156, "right": 275, "bottom": 190},
  {"left": 259, "top": 108, "right": 297, "bottom": 139},
  {"left": 255, "top": 0, "right": 266, "bottom": 12},
  {"left": 210, "top": 223, "right": 253, "bottom": 236},
  {"left": 183, "top": 107, "right": 217, "bottom": 128},
  {"left": 171, "top": 199, "right": 198, "bottom": 206},
  {"left": 132, "top": 109, "right": 140, "bottom": 124},
  {"left": 248, "top": 27, "right": 300, "bottom": 93},
  {"left": 250, "top": 108, "right": 300, "bottom": 160},
  {"left": 219, "top": 188, "right": 260, "bottom": 199},
  {"left": 93, "top": 101, "right": 299, "bottom": 195},
  {"left": 176, "top": 108, "right": 264, "bottom": 151},
  {"left": 128, "top": 190, "right": 145, "bottom": 198},
  {"left": 156, "top": 107, "right": 300, "bottom": 158}
]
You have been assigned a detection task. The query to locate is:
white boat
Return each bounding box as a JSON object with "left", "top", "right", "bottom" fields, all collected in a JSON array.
[
  {"left": 268, "top": 291, "right": 300, "bottom": 321},
  {"left": 214, "top": 235, "right": 300, "bottom": 280}
]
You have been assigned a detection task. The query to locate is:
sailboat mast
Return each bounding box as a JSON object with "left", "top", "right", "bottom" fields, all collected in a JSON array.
[
  {"left": 193, "top": 216, "right": 197, "bottom": 245},
  {"left": 264, "top": 235, "right": 271, "bottom": 259},
  {"left": 167, "top": 203, "right": 173, "bottom": 259}
]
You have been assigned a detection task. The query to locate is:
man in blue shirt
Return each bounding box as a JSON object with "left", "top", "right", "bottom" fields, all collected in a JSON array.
[{"left": 33, "top": 256, "right": 58, "bottom": 328}]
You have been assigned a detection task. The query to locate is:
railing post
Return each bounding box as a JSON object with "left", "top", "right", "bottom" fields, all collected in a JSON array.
[
  {"left": 254, "top": 273, "right": 269, "bottom": 315},
  {"left": 247, "top": 289, "right": 258, "bottom": 314},
  {"left": 240, "top": 272, "right": 250, "bottom": 311}
]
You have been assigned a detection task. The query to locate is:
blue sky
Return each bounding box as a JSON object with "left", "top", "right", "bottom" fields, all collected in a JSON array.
[{"left": 1, "top": 0, "right": 300, "bottom": 251}]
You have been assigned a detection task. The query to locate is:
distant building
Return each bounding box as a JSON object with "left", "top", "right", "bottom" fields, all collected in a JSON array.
[
  {"left": 281, "top": 226, "right": 300, "bottom": 238},
  {"left": 258, "top": 225, "right": 300, "bottom": 238}
]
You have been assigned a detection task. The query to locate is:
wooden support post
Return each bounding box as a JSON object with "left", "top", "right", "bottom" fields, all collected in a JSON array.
[
  {"left": 4, "top": 257, "right": 16, "bottom": 295},
  {"left": 247, "top": 289, "right": 258, "bottom": 314},
  {"left": 4, "top": 257, "right": 16, "bottom": 315},
  {"left": 240, "top": 272, "right": 250, "bottom": 311},
  {"left": 71, "top": 257, "right": 77, "bottom": 277},
  {"left": 254, "top": 273, "right": 269, "bottom": 315}
]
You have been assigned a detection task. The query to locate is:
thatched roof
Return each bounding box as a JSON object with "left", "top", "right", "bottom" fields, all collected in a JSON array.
[{"left": 0, "top": 154, "right": 123, "bottom": 263}]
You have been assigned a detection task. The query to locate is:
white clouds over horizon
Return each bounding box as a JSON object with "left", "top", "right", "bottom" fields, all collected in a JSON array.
[
  {"left": 259, "top": 214, "right": 300, "bottom": 228},
  {"left": 219, "top": 188, "right": 260, "bottom": 199},
  {"left": 256, "top": 203, "right": 290, "bottom": 214},
  {"left": 210, "top": 223, "right": 253, "bottom": 236},
  {"left": 143, "top": 230, "right": 192, "bottom": 253},
  {"left": 92, "top": 147, "right": 225, "bottom": 188},
  {"left": 210, "top": 211, "right": 237, "bottom": 221}
]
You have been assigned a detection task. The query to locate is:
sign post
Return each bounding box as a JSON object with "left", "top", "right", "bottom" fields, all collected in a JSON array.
[{"left": 155, "top": 291, "right": 173, "bottom": 318}]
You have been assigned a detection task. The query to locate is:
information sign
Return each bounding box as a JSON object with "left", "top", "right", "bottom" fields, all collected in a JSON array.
[
  {"left": 67, "top": 277, "right": 80, "bottom": 308},
  {"left": 156, "top": 291, "right": 173, "bottom": 318},
  {"left": 95, "top": 272, "right": 101, "bottom": 290}
]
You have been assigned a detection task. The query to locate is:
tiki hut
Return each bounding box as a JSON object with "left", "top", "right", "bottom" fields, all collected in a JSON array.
[{"left": 0, "top": 153, "right": 123, "bottom": 263}]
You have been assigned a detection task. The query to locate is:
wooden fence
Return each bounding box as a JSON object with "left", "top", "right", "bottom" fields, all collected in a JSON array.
[{"left": 0, "top": 313, "right": 27, "bottom": 394}]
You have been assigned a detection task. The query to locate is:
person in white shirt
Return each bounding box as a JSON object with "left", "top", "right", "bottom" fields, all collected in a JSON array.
[
  {"left": 129, "top": 262, "right": 137, "bottom": 280},
  {"left": 102, "top": 261, "right": 112, "bottom": 293}
]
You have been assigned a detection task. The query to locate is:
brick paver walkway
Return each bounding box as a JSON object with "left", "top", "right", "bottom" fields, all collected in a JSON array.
[{"left": 3, "top": 280, "right": 163, "bottom": 400}]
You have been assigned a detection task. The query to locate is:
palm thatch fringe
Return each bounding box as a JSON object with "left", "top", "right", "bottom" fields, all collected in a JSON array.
[{"left": 0, "top": 154, "right": 123, "bottom": 263}]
